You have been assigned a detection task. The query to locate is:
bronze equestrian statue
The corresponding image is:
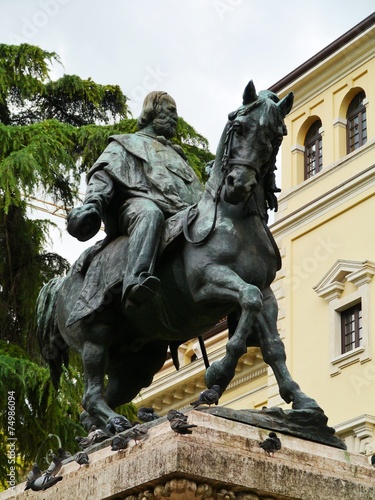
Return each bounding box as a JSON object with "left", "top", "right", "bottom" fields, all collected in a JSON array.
[{"left": 37, "top": 81, "right": 322, "bottom": 431}]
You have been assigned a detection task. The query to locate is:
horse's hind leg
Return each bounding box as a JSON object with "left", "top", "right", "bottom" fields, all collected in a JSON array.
[
  {"left": 253, "top": 287, "right": 323, "bottom": 411},
  {"left": 106, "top": 341, "right": 168, "bottom": 409}
]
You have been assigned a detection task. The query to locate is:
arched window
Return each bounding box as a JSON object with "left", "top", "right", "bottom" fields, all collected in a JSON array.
[
  {"left": 304, "top": 119, "right": 322, "bottom": 179},
  {"left": 346, "top": 91, "right": 367, "bottom": 153}
]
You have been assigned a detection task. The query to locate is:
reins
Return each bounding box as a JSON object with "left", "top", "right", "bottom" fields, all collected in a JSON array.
[
  {"left": 182, "top": 120, "right": 235, "bottom": 246},
  {"left": 182, "top": 112, "right": 282, "bottom": 274},
  {"left": 182, "top": 120, "right": 257, "bottom": 246}
]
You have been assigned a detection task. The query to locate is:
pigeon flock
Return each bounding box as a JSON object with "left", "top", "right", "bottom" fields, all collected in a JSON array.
[
  {"left": 23, "top": 388, "right": 284, "bottom": 492},
  {"left": 24, "top": 455, "right": 63, "bottom": 492}
]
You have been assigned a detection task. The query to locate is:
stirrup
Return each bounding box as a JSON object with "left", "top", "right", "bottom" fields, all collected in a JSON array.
[{"left": 123, "top": 275, "right": 160, "bottom": 310}]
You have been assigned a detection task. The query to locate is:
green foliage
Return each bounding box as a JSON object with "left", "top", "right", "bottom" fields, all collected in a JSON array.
[
  {"left": 0, "top": 120, "right": 79, "bottom": 212},
  {"left": 0, "top": 42, "right": 212, "bottom": 489},
  {"left": 42, "top": 75, "right": 128, "bottom": 126},
  {"left": 175, "top": 117, "right": 214, "bottom": 182},
  {"left": 0, "top": 44, "right": 58, "bottom": 125},
  {"left": 0, "top": 342, "right": 85, "bottom": 489},
  {"left": 0, "top": 44, "right": 128, "bottom": 127},
  {"left": 0, "top": 202, "right": 70, "bottom": 355}
]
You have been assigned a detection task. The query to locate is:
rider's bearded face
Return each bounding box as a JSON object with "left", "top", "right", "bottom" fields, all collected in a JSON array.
[{"left": 152, "top": 97, "right": 178, "bottom": 139}]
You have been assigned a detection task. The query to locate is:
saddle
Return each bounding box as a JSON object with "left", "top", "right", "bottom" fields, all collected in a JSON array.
[{"left": 65, "top": 205, "right": 198, "bottom": 327}]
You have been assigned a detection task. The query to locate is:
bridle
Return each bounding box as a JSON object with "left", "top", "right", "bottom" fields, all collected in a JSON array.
[
  {"left": 182, "top": 105, "right": 282, "bottom": 273},
  {"left": 182, "top": 118, "right": 259, "bottom": 246}
]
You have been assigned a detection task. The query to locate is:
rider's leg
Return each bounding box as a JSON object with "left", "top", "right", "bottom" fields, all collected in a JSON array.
[{"left": 119, "top": 198, "right": 164, "bottom": 307}]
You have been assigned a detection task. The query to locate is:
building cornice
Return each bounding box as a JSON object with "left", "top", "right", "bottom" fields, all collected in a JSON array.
[
  {"left": 271, "top": 142, "right": 375, "bottom": 238},
  {"left": 269, "top": 13, "right": 375, "bottom": 94}
]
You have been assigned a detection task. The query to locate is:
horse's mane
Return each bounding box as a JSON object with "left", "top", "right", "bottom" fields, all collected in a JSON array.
[{"left": 207, "top": 92, "right": 284, "bottom": 213}]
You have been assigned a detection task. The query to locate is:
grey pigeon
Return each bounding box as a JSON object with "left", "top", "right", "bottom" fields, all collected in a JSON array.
[
  {"left": 75, "top": 435, "right": 92, "bottom": 449},
  {"left": 57, "top": 447, "right": 72, "bottom": 461},
  {"left": 87, "top": 425, "right": 109, "bottom": 442},
  {"left": 74, "top": 452, "right": 89, "bottom": 467},
  {"left": 24, "top": 463, "right": 42, "bottom": 490},
  {"left": 167, "top": 409, "right": 187, "bottom": 421},
  {"left": 137, "top": 407, "right": 160, "bottom": 422},
  {"left": 259, "top": 432, "right": 282, "bottom": 456},
  {"left": 106, "top": 415, "right": 132, "bottom": 435},
  {"left": 128, "top": 424, "right": 149, "bottom": 444},
  {"left": 111, "top": 434, "right": 131, "bottom": 451},
  {"left": 29, "top": 474, "right": 63, "bottom": 491},
  {"left": 75, "top": 426, "right": 109, "bottom": 449},
  {"left": 44, "top": 455, "right": 62, "bottom": 477},
  {"left": 167, "top": 409, "right": 198, "bottom": 435},
  {"left": 190, "top": 385, "right": 222, "bottom": 408}
]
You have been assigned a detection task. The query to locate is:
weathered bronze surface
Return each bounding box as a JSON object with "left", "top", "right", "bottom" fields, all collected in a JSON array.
[{"left": 37, "top": 82, "right": 328, "bottom": 439}]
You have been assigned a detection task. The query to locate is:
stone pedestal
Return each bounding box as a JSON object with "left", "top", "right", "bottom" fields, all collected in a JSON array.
[{"left": 2, "top": 410, "right": 375, "bottom": 500}]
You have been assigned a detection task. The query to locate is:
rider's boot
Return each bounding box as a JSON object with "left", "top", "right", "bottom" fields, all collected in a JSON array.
[{"left": 124, "top": 272, "right": 160, "bottom": 310}]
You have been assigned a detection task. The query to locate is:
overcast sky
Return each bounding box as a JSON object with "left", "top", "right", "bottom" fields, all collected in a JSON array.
[{"left": 2, "top": 0, "right": 374, "bottom": 262}]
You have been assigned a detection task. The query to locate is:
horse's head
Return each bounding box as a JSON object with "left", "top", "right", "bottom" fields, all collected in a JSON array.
[{"left": 220, "top": 80, "right": 293, "bottom": 206}]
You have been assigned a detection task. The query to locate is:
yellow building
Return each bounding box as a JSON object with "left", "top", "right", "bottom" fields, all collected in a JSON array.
[{"left": 135, "top": 13, "right": 375, "bottom": 453}]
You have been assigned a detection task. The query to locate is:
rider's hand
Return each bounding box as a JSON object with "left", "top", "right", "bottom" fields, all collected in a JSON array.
[{"left": 67, "top": 204, "right": 102, "bottom": 241}]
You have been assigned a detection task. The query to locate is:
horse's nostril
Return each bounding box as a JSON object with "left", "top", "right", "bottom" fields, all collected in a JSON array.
[{"left": 227, "top": 176, "right": 234, "bottom": 186}]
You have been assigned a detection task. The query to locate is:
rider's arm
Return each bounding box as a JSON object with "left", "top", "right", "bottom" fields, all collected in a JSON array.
[
  {"left": 67, "top": 170, "right": 114, "bottom": 242},
  {"left": 83, "top": 169, "right": 114, "bottom": 217}
]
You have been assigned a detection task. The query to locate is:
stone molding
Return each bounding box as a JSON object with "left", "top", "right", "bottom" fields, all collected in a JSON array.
[
  {"left": 124, "top": 479, "right": 262, "bottom": 499},
  {"left": 3, "top": 411, "right": 375, "bottom": 500}
]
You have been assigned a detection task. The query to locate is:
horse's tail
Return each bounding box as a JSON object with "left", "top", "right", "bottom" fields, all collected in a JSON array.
[{"left": 36, "top": 277, "right": 68, "bottom": 390}]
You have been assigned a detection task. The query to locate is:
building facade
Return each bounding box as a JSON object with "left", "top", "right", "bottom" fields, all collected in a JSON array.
[{"left": 134, "top": 14, "right": 375, "bottom": 454}]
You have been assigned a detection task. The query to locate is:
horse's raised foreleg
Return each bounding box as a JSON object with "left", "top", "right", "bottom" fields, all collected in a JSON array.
[
  {"left": 193, "top": 268, "right": 263, "bottom": 392},
  {"left": 254, "top": 287, "right": 323, "bottom": 411},
  {"left": 81, "top": 340, "right": 119, "bottom": 427}
]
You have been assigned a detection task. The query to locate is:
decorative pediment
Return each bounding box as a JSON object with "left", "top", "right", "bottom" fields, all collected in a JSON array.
[{"left": 314, "top": 259, "right": 375, "bottom": 302}]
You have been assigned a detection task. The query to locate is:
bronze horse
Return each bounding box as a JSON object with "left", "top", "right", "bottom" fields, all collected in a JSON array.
[{"left": 37, "top": 81, "right": 321, "bottom": 430}]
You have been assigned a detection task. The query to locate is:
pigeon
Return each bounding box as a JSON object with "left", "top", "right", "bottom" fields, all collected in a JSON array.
[
  {"left": 24, "top": 464, "right": 42, "bottom": 490},
  {"left": 75, "top": 426, "right": 110, "bottom": 449},
  {"left": 74, "top": 452, "right": 90, "bottom": 467},
  {"left": 128, "top": 424, "right": 149, "bottom": 444},
  {"left": 29, "top": 474, "right": 63, "bottom": 491},
  {"left": 167, "top": 409, "right": 198, "bottom": 435},
  {"left": 111, "top": 434, "right": 131, "bottom": 451},
  {"left": 88, "top": 425, "right": 109, "bottom": 442},
  {"left": 44, "top": 455, "right": 62, "bottom": 477},
  {"left": 167, "top": 409, "right": 187, "bottom": 421},
  {"left": 57, "top": 447, "right": 72, "bottom": 461},
  {"left": 75, "top": 435, "right": 92, "bottom": 449},
  {"left": 190, "top": 385, "right": 222, "bottom": 408},
  {"left": 259, "top": 432, "right": 282, "bottom": 456},
  {"left": 137, "top": 407, "right": 160, "bottom": 423},
  {"left": 371, "top": 454, "right": 375, "bottom": 467},
  {"left": 106, "top": 415, "right": 133, "bottom": 435}
]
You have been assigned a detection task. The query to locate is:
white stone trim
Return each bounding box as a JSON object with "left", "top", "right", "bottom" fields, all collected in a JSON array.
[
  {"left": 314, "top": 260, "right": 374, "bottom": 376},
  {"left": 335, "top": 414, "right": 375, "bottom": 454}
]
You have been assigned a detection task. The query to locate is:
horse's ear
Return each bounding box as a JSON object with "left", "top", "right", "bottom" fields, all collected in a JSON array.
[
  {"left": 243, "top": 80, "right": 258, "bottom": 105},
  {"left": 277, "top": 91, "right": 294, "bottom": 117}
]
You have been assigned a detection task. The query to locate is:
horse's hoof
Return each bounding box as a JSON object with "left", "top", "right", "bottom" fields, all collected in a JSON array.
[
  {"left": 80, "top": 411, "right": 103, "bottom": 431},
  {"left": 204, "top": 361, "right": 229, "bottom": 393},
  {"left": 292, "top": 396, "right": 324, "bottom": 413}
]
